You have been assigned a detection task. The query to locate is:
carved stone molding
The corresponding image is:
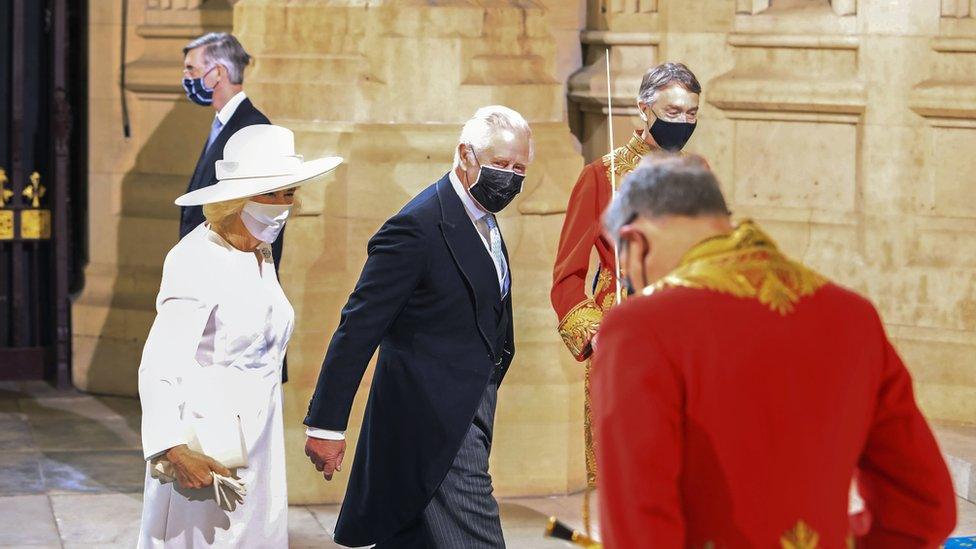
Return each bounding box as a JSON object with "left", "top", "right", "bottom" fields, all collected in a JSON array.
[
  {"left": 737, "top": 0, "right": 856, "bottom": 16},
  {"left": 708, "top": 33, "right": 865, "bottom": 122},
  {"left": 147, "top": 0, "right": 205, "bottom": 9},
  {"left": 567, "top": 30, "right": 661, "bottom": 115},
  {"left": 942, "top": 0, "right": 976, "bottom": 18},
  {"left": 910, "top": 37, "right": 976, "bottom": 126},
  {"left": 603, "top": 0, "right": 658, "bottom": 15},
  {"left": 126, "top": 2, "right": 232, "bottom": 94}
]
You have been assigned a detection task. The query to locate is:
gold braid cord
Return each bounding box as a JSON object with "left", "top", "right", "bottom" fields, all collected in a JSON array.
[{"left": 642, "top": 220, "right": 827, "bottom": 315}]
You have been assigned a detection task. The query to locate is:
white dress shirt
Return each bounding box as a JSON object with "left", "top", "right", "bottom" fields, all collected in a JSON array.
[{"left": 306, "top": 169, "right": 507, "bottom": 441}]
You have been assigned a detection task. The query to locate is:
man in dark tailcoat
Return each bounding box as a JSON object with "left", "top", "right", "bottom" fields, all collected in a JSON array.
[
  {"left": 179, "top": 32, "right": 285, "bottom": 270},
  {"left": 304, "top": 106, "right": 533, "bottom": 548}
]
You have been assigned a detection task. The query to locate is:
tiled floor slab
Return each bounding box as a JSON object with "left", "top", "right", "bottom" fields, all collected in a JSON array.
[
  {"left": 0, "top": 416, "right": 35, "bottom": 452},
  {"left": 0, "top": 451, "right": 44, "bottom": 495},
  {"left": 20, "top": 394, "right": 141, "bottom": 421},
  {"left": 0, "top": 398, "right": 20, "bottom": 416},
  {"left": 28, "top": 416, "right": 141, "bottom": 452},
  {"left": 41, "top": 450, "right": 145, "bottom": 494},
  {"left": 51, "top": 492, "right": 143, "bottom": 548},
  {"left": 287, "top": 505, "right": 340, "bottom": 548},
  {"left": 0, "top": 495, "right": 61, "bottom": 546}
]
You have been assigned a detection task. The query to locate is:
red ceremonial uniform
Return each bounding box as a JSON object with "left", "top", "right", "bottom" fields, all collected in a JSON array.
[
  {"left": 552, "top": 131, "right": 655, "bottom": 361},
  {"left": 593, "top": 221, "right": 956, "bottom": 549}
]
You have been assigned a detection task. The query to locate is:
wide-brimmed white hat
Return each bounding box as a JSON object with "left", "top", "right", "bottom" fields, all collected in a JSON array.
[{"left": 175, "top": 124, "right": 343, "bottom": 206}]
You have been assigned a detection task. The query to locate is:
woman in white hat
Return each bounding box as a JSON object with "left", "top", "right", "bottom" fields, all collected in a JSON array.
[{"left": 137, "top": 124, "right": 341, "bottom": 548}]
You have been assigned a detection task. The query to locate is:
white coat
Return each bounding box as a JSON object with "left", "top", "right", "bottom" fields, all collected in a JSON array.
[{"left": 137, "top": 223, "right": 293, "bottom": 548}]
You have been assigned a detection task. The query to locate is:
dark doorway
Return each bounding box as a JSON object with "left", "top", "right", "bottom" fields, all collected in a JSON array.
[{"left": 0, "top": 0, "right": 87, "bottom": 385}]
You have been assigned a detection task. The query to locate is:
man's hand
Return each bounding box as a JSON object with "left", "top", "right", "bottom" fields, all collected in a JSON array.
[
  {"left": 305, "top": 437, "right": 345, "bottom": 481},
  {"left": 165, "top": 444, "right": 231, "bottom": 489}
]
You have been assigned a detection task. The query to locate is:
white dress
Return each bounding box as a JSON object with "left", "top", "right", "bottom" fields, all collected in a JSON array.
[{"left": 137, "top": 223, "right": 294, "bottom": 548}]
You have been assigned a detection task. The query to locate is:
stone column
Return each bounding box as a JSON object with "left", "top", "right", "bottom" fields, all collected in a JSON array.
[
  {"left": 73, "top": 1, "right": 231, "bottom": 394},
  {"left": 569, "top": 0, "right": 662, "bottom": 162},
  {"left": 233, "top": 0, "right": 587, "bottom": 503}
]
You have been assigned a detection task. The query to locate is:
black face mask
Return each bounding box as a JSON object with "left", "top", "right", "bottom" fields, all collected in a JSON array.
[
  {"left": 466, "top": 149, "right": 525, "bottom": 213},
  {"left": 649, "top": 117, "right": 697, "bottom": 152}
]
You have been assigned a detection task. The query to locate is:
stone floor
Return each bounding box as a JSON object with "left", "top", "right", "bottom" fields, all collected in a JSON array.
[{"left": 0, "top": 380, "right": 973, "bottom": 548}]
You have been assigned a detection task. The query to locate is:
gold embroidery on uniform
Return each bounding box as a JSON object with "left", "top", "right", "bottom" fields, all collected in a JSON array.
[
  {"left": 557, "top": 299, "right": 603, "bottom": 359},
  {"left": 642, "top": 221, "right": 827, "bottom": 315},
  {"left": 603, "top": 132, "right": 654, "bottom": 182},
  {"left": 593, "top": 267, "right": 621, "bottom": 312},
  {"left": 780, "top": 520, "right": 820, "bottom": 549}
]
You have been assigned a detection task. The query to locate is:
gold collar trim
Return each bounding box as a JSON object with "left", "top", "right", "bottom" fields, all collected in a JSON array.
[
  {"left": 603, "top": 131, "right": 656, "bottom": 180},
  {"left": 641, "top": 221, "right": 827, "bottom": 315}
]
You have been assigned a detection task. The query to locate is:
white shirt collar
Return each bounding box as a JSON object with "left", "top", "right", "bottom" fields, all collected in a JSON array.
[
  {"left": 448, "top": 169, "right": 490, "bottom": 224},
  {"left": 216, "top": 90, "right": 247, "bottom": 126}
]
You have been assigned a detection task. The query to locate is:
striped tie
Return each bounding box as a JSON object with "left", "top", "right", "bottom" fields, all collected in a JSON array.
[
  {"left": 206, "top": 116, "right": 223, "bottom": 151},
  {"left": 483, "top": 214, "right": 510, "bottom": 297}
]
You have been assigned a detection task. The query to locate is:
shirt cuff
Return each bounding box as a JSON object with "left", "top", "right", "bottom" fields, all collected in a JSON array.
[{"left": 306, "top": 427, "right": 345, "bottom": 440}]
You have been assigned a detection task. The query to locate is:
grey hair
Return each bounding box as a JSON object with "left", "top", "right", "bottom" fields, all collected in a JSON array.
[
  {"left": 453, "top": 105, "right": 535, "bottom": 167},
  {"left": 637, "top": 62, "right": 702, "bottom": 105},
  {"left": 183, "top": 33, "right": 251, "bottom": 85},
  {"left": 603, "top": 154, "right": 729, "bottom": 244}
]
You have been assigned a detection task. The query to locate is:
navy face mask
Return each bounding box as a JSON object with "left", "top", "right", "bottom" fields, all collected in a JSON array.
[
  {"left": 467, "top": 147, "right": 525, "bottom": 213},
  {"left": 182, "top": 66, "right": 216, "bottom": 106}
]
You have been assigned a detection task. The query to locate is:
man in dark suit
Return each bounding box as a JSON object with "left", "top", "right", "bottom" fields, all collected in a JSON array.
[
  {"left": 179, "top": 32, "right": 285, "bottom": 268},
  {"left": 304, "top": 106, "right": 533, "bottom": 548}
]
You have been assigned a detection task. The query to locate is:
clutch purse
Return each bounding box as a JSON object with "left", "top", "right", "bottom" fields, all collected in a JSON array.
[
  {"left": 150, "top": 414, "right": 249, "bottom": 511},
  {"left": 185, "top": 413, "right": 249, "bottom": 470}
]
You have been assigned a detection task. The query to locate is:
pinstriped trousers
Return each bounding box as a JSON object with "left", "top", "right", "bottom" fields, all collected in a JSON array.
[{"left": 375, "top": 382, "right": 505, "bottom": 549}]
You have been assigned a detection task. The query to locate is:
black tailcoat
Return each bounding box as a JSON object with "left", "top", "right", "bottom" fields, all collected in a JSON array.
[{"left": 305, "top": 174, "right": 515, "bottom": 546}]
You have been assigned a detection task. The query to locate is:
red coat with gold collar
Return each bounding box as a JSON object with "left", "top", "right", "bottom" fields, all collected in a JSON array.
[{"left": 593, "top": 222, "right": 956, "bottom": 548}]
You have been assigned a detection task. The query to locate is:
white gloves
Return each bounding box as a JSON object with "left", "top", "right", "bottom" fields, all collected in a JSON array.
[{"left": 212, "top": 471, "right": 247, "bottom": 512}]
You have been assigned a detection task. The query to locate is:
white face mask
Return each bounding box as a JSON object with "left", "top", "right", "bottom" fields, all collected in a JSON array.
[{"left": 240, "top": 200, "right": 292, "bottom": 243}]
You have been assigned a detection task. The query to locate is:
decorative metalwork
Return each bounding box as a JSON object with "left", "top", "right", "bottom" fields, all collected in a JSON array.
[
  {"left": 0, "top": 169, "right": 12, "bottom": 207},
  {"left": 0, "top": 211, "right": 12, "bottom": 240},
  {"left": 20, "top": 209, "right": 52, "bottom": 240},
  {"left": 22, "top": 171, "right": 46, "bottom": 207}
]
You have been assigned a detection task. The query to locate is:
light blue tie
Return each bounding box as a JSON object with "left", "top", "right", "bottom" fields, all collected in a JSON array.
[
  {"left": 484, "top": 214, "right": 510, "bottom": 297},
  {"left": 206, "top": 117, "right": 224, "bottom": 151}
]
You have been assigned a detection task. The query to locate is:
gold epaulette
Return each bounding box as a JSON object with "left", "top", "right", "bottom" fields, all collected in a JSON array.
[{"left": 557, "top": 299, "right": 603, "bottom": 361}]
